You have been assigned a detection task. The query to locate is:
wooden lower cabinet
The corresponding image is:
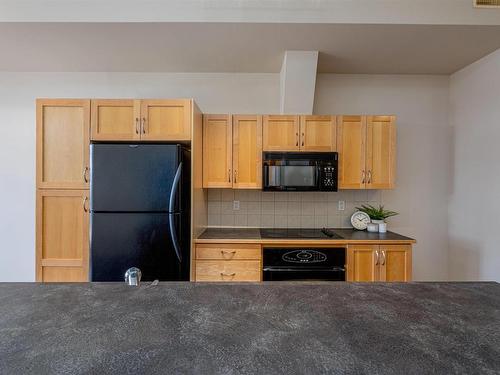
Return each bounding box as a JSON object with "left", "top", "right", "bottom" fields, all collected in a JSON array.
[
  {"left": 36, "top": 189, "right": 89, "bottom": 282},
  {"left": 195, "top": 244, "right": 262, "bottom": 281},
  {"left": 347, "top": 244, "right": 411, "bottom": 282},
  {"left": 379, "top": 245, "right": 412, "bottom": 282},
  {"left": 347, "top": 245, "right": 379, "bottom": 282}
]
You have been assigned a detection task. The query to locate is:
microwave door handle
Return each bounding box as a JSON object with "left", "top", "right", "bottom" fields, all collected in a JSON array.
[
  {"left": 169, "top": 162, "right": 183, "bottom": 262},
  {"left": 264, "top": 164, "right": 269, "bottom": 187}
]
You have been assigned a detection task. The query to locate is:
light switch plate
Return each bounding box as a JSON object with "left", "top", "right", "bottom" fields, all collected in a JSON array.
[
  {"left": 233, "top": 200, "right": 240, "bottom": 210},
  {"left": 338, "top": 200, "right": 345, "bottom": 211}
]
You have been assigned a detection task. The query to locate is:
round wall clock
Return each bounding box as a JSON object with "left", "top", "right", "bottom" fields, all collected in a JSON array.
[{"left": 351, "top": 211, "right": 371, "bottom": 230}]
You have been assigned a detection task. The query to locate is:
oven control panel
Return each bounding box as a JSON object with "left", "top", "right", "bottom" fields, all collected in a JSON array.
[{"left": 283, "top": 250, "right": 327, "bottom": 263}]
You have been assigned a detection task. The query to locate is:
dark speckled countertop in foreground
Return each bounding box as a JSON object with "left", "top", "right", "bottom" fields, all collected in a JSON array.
[
  {"left": 1, "top": 282, "right": 499, "bottom": 374},
  {"left": 197, "top": 227, "right": 415, "bottom": 243}
]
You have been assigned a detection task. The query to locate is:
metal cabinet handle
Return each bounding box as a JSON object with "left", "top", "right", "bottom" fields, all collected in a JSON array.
[
  {"left": 296, "top": 132, "right": 299, "bottom": 147},
  {"left": 301, "top": 132, "right": 305, "bottom": 147},
  {"left": 234, "top": 170, "right": 237, "bottom": 184},
  {"left": 361, "top": 170, "right": 366, "bottom": 184},
  {"left": 367, "top": 170, "right": 372, "bottom": 184},
  {"left": 141, "top": 117, "right": 146, "bottom": 134},
  {"left": 375, "top": 250, "right": 379, "bottom": 265},
  {"left": 228, "top": 169, "right": 231, "bottom": 183},
  {"left": 135, "top": 117, "right": 139, "bottom": 134},
  {"left": 220, "top": 272, "right": 236, "bottom": 277},
  {"left": 83, "top": 167, "right": 89, "bottom": 183},
  {"left": 83, "top": 196, "right": 89, "bottom": 213},
  {"left": 381, "top": 250, "right": 386, "bottom": 265},
  {"left": 221, "top": 250, "right": 236, "bottom": 259}
]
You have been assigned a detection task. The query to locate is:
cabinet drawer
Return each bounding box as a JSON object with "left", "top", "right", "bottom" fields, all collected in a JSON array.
[
  {"left": 196, "top": 244, "right": 261, "bottom": 260},
  {"left": 195, "top": 260, "right": 261, "bottom": 282}
]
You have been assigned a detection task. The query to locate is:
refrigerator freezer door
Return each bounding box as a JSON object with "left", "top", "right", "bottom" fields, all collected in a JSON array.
[
  {"left": 90, "top": 144, "right": 180, "bottom": 212},
  {"left": 90, "top": 212, "right": 188, "bottom": 281}
]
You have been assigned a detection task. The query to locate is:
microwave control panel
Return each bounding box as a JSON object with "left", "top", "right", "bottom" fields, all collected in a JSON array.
[{"left": 318, "top": 164, "right": 338, "bottom": 191}]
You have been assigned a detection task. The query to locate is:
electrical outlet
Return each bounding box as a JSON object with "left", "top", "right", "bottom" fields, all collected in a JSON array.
[
  {"left": 233, "top": 200, "right": 240, "bottom": 211},
  {"left": 338, "top": 200, "right": 345, "bottom": 211}
]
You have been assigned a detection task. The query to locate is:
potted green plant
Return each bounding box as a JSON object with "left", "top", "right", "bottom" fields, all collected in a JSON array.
[{"left": 355, "top": 204, "right": 398, "bottom": 233}]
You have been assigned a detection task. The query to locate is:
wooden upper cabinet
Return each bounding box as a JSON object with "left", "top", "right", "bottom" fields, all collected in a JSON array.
[
  {"left": 36, "top": 189, "right": 89, "bottom": 282},
  {"left": 379, "top": 245, "right": 412, "bottom": 282},
  {"left": 299, "top": 115, "right": 336, "bottom": 151},
  {"left": 203, "top": 115, "right": 233, "bottom": 188},
  {"left": 263, "top": 115, "right": 299, "bottom": 151},
  {"left": 337, "top": 116, "right": 366, "bottom": 189},
  {"left": 91, "top": 99, "right": 140, "bottom": 141},
  {"left": 366, "top": 116, "right": 396, "bottom": 189},
  {"left": 347, "top": 245, "right": 379, "bottom": 282},
  {"left": 232, "top": 115, "right": 263, "bottom": 189},
  {"left": 140, "top": 99, "right": 191, "bottom": 141},
  {"left": 36, "top": 99, "right": 90, "bottom": 189}
]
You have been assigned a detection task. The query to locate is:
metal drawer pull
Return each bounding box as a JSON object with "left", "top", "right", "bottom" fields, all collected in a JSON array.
[
  {"left": 234, "top": 170, "right": 237, "bottom": 183},
  {"left": 220, "top": 272, "right": 236, "bottom": 277},
  {"left": 381, "top": 250, "right": 386, "bottom": 265},
  {"left": 135, "top": 117, "right": 139, "bottom": 134},
  {"left": 141, "top": 117, "right": 146, "bottom": 134},
  {"left": 367, "top": 170, "right": 372, "bottom": 184},
  {"left": 221, "top": 250, "right": 236, "bottom": 259},
  {"left": 83, "top": 196, "right": 89, "bottom": 212},
  {"left": 296, "top": 132, "right": 299, "bottom": 146},
  {"left": 361, "top": 170, "right": 366, "bottom": 184},
  {"left": 228, "top": 169, "right": 231, "bottom": 183},
  {"left": 301, "top": 132, "right": 305, "bottom": 147},
  {"left": 83, "top": 167, "right": 89, "bottom": 183},
  {"left": 375, "top": 250, "right": 379, "bottom": 265}
]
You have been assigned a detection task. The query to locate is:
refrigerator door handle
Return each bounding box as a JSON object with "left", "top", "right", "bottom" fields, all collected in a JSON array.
[{"left": 169, "top": 162, "right": 183, "bottom": 262}]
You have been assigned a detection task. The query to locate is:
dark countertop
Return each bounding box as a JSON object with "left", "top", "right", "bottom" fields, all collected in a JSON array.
[
  {"left": 197, "top": 227, "right": 415, "bottom": 242},
  {"left": 1, "top": 282, "right": 499, "bottom": 374}
]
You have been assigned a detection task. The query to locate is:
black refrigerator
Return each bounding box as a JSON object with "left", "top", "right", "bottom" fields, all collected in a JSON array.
[{"left": 90, "top": 144, "right": 190, "bottom": 282}]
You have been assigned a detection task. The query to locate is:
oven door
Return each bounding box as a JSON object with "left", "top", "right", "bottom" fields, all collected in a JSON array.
[
  {"left": 263, "top": 266, "right": 346, "bottom": 281},
  {"left": 263, "top": 247, "right": 346, "bottom": 281},
  {"left": 264, "top": 164, "right": 318, "bottom": 191}
]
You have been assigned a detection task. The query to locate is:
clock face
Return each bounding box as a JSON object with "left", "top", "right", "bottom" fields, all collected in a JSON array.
[{"left": 351, "top": 211, "right": 371, "bottom": 230}]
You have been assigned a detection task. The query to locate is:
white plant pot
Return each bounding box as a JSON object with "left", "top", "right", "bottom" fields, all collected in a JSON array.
[{"left": 367, "top": 223, "right": 379, "bottom": 233}]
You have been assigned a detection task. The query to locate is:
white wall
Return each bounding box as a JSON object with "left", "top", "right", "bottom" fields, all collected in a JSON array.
[
  {"left": 449, "top": 49, "right": 500, "bottom": 282},
  {"left": 0, "top": 72, "right": 450, "bottom": 281},
  {"left": 315, "top": 74, "right": 452, "bottom": 281},
  {"left": 0, "top": 72, "right": 279, "bottom": 281}
]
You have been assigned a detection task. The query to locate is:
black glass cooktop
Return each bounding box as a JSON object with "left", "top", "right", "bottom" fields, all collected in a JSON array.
[{"left": 260, "top": 228, "right": 343, "bottom": 239}]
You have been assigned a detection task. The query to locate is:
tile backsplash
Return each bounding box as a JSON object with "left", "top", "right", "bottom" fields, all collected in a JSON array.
[{"left": 207, "top": 189, "right": 382, "bottom": 228}]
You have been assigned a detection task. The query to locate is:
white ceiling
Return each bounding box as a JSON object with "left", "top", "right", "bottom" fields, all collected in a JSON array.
[
  {"left": 1, "top": 23, "right": 500, "bottom": 74},
  {"left": 2, "top": 0, "right": 500, "bottom": 24}
]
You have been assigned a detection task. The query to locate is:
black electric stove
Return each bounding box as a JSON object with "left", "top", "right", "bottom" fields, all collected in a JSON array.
[{"left": 260, "top": 228, "right": 343, "bottom": 239}]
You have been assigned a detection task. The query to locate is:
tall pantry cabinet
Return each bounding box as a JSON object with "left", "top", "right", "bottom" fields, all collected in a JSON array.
[{"left": 36, "top": 99, "right": 90, "bottom": 281}]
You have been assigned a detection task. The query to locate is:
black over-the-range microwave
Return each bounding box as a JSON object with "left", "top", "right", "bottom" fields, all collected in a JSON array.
[{"left": 263, "top": 152, "right": 338, "bottom": 191}]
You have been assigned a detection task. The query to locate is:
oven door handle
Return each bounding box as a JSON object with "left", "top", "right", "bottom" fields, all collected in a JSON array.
[{"left": 263, "top": 267, "right": 346, "bottom": 272}]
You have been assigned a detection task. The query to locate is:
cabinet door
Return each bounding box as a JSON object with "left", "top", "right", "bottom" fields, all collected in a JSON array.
[
  {"left": 232, "top": 115, "right": 263, "bottom": 189},
  {"left": 91, "top": 99, "right": 140, "bottom": 141},
  {"left": 203, "top": 115, "right": 233, "bottom": 188},
  {"left": 366, "top": 116, "right": 396, "bottom": 189},
  {"left": 300, "top": 115, "right": 336, "bottom": 151},
  {"left": 379, "top": 245, "right": 412, "bottom": 282},
  {"left": 263, "top": 115, "right": 299, "bottom": 151},
  {"left": 347, "top": 245, "right": 379, "bottom": 282},
  {"left": 140, "top": 99, "right": 191, "bottom": 141},
  {"left": 36, "top": 190, "right": 89, "bottom": 282},
  {"left": 36, "top": 99, "right": 90, "bottom": 189},
  {"left": 337, "top": 116, "right": 366, "bottom": 189}
]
